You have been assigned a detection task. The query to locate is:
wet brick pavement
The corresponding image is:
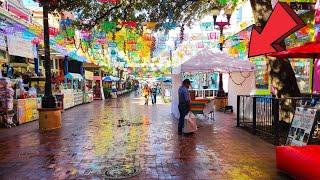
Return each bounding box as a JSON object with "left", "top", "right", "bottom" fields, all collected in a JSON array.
[{"left": 0, "top": 94, "right": 288, "bottom": 179}]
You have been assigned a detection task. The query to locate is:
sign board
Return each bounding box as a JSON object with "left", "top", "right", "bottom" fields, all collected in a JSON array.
[
  {"left": 286, "top": 107, "right": 318, "bottom": 146},
  {"left": 7, "top": 35, "right": 35, "bottom": 59},
  {"left": 85, "top": 70, "right": 94, "bottom": 80}
]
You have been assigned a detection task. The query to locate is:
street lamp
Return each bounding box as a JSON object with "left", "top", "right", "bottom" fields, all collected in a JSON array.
[
  {"left": 213, "top": 9, "right": 231, "bottom": 51},
  {"left": 213, "top": 8, "right": 232, "bottom": 97}
]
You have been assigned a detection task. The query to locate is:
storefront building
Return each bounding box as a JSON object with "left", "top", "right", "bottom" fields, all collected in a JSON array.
[{"left": 226, "top": 0, "right": 318, "bottom": 95}]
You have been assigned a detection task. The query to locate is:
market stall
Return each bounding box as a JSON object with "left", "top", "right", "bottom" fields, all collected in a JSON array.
[
  {"left": 268, "top": 41, "right": 320, "bottom": 93},
  {"left": 84, "top": 70, "right": 94, "bottom": 103},
  {"left": 171, "top": 49, "right": 256, "bottom": 119},
  {"left": 64, "top": 73, "right": 84, "bottom": 109},
  {"left": 8, "top": 77, "right": 42, "bottom": 125},
  {"left": 93, "top": 76, "right": 104, "bottom": 100},
  {"left": 102, "top": 76, "right": 119, "bottom": 98}
]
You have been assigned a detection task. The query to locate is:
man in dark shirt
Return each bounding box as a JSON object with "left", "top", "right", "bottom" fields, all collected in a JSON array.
[{"left": 178, "top": 79, "right": 191, "bottom": 135}]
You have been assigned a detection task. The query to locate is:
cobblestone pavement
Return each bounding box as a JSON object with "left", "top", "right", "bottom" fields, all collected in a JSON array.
[{"left": 0, "top": 94, "right": 288, "bottom": 179}]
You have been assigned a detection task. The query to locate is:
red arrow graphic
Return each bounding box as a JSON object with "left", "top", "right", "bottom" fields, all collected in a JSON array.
[{"left": 248, "top": 2, "right": 305, "bottom": 57}]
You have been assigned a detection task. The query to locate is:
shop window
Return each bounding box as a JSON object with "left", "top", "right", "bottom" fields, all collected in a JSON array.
[
  {"left": 182, "top": 72, "right": 218, "bottom": 90},
  {"left": 253, "top": 58, "right": 269, "bottom": 90},
  {"left": 291, "top": 59, "right": 311, "bottom": 93},
  {"left": 210, "top": 73, "right": 218, "bottom": 89}
]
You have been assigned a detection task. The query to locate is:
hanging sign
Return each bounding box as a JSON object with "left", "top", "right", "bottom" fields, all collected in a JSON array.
[
  {"left": 286, "top": 107, "right": 318, "bottom": 146},
  {"left": 7, "top": 35, "right": 36, "bottom": 59},
  {"left": 127, "top": 40, "right": 136, "bottom": 45},
  {"left": 49, "top": 27, "right": 59, "bottom": 36},
  {"left": 101, "top": 21, "right": 116, "bottom": 32},
  {"left": 108, "top": 41, "right": 117, "bottom": 48},
  {"left": 31, "top": 37, "right": 41, "bottom": 45},
  {"left": 163, "top": 22, "right": 176, "bottom": 30},
  {"left": 208, "top": 32, "right": 219, "bottom": 40},
  {"left": 144, "top": 22, "right": 157, "bottom": 29},
  {"left": 29, "top": 24, "right": 42, "bottom": 35},
  {"left": 196, "top": 42, "right": 204, "bottom": 49},
  {"left": 142, "top": 33, "right": 152, "bottom": 41},
  {"left": 22, "top": 30, "right": 36, "bottom": 40},
  {"left": 60, "top": 18, "right": 72, "bottom": 27},
  {"left": 120, "top": 21, "right": 137, "bottom": 28},
  {"left": 200, "top": 22, "right": 214, "bottom": 31}
]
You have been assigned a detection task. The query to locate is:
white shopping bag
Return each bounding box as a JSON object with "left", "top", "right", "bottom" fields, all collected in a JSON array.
[{"left": 183, "top": 112, "right": 198, "bottom": 133}]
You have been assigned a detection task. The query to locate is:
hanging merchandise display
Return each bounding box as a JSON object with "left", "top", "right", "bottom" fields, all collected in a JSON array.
[{"left": 0, "top": 78, "right": 15, "bottom": 128}]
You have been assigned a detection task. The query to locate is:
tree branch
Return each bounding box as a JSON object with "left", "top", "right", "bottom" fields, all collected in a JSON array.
[{"left": 82, "top": 3, "right": 124, "bottom": 30}]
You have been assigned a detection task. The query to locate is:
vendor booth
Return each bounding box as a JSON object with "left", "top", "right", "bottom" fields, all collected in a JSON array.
[
  {"left": 93, "top": 76, "right": 104, "bottom": 100},
  {"left": 63, "top": 73, "right": 84, "bottom": 109},
  {"left": 171, "top": 49, "right": 256, "bottom": 119},
  {"left": 84, "top": 71, "right": 94, "bottom": 103},
  {"left": 102, "top": 76, "right": 120, "bottom": 98}
]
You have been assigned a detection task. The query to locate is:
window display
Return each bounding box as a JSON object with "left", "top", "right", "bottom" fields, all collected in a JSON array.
[
  {"left": 252, "top": 57, "right": 269, "bottom": 90},
  {"left": 291, "top": 59, "right": 311, "bottom": 93}
]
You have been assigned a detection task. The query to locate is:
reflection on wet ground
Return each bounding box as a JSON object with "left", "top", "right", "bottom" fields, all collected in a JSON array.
[{"left": 0, "top": 94, "right": 284, "bottom": 179}]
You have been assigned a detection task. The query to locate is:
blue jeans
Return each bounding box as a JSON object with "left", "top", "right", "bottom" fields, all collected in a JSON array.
[
  {"left": 151, "top": 93, "right": 157, "bottom": 104},
  {"left": 178, "top": 104, "right": 189, "bottom": 133}
]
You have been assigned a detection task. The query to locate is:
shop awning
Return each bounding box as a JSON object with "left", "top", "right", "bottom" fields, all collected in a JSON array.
[
  {"left": 103, "top": 76, "right": 112, "bottom": 82},
  {"left": 65, "top": 73, "right": 83, "bottom": 80},
  {"left": 268, "top": 42, "right": 320, "bottom": 59},
  {"left": 156, "top": 77, "right": 171, "bottom": 81},
  {"left": 102, "top": 76, "right": 120, "bottom": 82}
]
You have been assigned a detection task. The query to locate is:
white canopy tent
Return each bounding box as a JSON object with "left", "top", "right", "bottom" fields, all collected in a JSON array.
[
  {"left": 174, "top": 49, "right": 256, "bottom": 73},
  {"left": 171, "top": 49, "right": 257, "bottom": 119}
]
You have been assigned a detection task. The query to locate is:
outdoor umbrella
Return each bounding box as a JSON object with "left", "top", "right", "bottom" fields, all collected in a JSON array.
[
  {"left": 268, "top": 41, "right": 320, "bottom": 92},
  {"left": 156, "top": 77, "right": 167, "bottom": 81},
  {"left": 102, "top": 76, "right": 112, "bottom": 82}
]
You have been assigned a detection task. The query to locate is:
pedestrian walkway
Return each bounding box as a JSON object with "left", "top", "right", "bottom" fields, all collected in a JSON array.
[{"left": 0, "top": 94, "right": 288, "bottom": 179}]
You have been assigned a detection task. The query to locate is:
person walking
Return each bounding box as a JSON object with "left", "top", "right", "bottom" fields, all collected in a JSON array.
[
  {"left": 151, "top": 85, "right": 157, "bottom": 104},
  {"left": 143, "top": 84, "right": 150, "bottom": 105},
  {"left": 134, "top": 81, "right": 140, "bottom": 96},
  {"left": 178, "top": 79, "right": 191, "bottom": 135}
]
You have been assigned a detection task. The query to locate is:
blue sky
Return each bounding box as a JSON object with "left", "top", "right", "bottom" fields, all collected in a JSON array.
[{"left": 22, "top": 0, "right": 39, "bottom": 7}]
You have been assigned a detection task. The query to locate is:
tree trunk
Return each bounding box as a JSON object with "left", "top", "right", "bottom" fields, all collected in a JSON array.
[
  {"left": 250, "top": 0, "right": 301, "bottom": 98},
  {"left": 250, "top": 0, "right": 301, "bottom": 124}
]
